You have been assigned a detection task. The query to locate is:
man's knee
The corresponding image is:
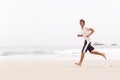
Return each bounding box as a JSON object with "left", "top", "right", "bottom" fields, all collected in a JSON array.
[
  {"left": 81, "top": 52, "right": 85, "bottom": 56},
  {"left": 90, "top": 50, "right": 94, "bottom": 54}
]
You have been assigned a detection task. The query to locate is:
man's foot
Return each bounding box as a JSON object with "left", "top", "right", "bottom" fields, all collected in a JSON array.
[
  {"left": 103, "top": 53, "right": 107, "bottom": 59},
  {"left": 75, "top": 62, "right": 81, "bottom": 66}
]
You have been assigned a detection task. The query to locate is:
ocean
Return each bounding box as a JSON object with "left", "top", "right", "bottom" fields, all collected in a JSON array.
[{"left": 0, "top": 45, "right": 120, "bottom": 61}]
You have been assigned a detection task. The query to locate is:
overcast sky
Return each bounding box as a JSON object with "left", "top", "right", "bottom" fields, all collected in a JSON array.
[{"left": 0, "top": 0, "right": 120, "bottom": 46}]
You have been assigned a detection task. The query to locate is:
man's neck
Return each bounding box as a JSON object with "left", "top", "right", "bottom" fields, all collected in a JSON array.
[{"left": 81, "top": 26, "right": 84, "bottom": 29}]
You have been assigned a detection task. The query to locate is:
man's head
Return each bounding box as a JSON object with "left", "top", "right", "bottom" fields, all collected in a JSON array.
[{"left": 80, "top": 19, "right": 85, "bottom": 27}]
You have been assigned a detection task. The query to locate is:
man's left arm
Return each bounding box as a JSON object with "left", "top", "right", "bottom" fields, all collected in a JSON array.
[{"left": 87, "top": 28, "right": 95, "bottom": 37}]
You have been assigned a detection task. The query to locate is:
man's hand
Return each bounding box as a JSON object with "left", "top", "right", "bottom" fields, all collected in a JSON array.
[
  {"left": 86, "top": 35, "right": 90, "bottom": 38},
  {"left": 77, "top": 34, "right": 83, "bottom": 37}
]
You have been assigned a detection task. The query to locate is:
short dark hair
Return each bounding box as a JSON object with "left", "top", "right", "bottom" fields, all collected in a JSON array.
[{"left": 80, "top": 19, "right": 85, "bottom": 24}]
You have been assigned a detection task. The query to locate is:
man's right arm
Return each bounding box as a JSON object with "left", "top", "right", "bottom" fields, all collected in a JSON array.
[{"left": 77, "top": 34, "right": 83, "bottom": 37}]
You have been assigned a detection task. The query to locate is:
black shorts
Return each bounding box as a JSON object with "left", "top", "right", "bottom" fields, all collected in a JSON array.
[{"left": 82, "top": 40, "right": 94, "bottom": 53}]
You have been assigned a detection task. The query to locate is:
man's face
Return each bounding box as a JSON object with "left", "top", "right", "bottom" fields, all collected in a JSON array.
[{"left": 80, "top": 21, "right": 85, "bottom": 27}]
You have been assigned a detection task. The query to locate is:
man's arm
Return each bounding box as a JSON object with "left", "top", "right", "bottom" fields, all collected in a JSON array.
[
  {"left": 87, "top": 28, "right": 94, "bottom": 37},
  {"left": 77, "top": 34, "right": 83, "bottom": 37}
]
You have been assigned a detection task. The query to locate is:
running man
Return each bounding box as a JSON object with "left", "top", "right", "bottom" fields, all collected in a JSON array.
[{"left": 75, "top": 19, "right": 106, "bottom": 66}]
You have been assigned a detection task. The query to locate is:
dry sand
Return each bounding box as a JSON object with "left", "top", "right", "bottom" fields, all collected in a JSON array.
[{"left": 0, "top": 60, "right": 120, "bottom": 80}]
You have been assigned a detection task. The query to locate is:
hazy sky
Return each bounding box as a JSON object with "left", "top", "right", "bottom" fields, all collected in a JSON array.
[{"left": 0, "top": 0, "right": 120, "bottom": 46}]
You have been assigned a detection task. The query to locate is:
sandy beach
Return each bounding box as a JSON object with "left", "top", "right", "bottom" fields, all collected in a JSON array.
[{"left": 0, "top": 60, "right": 119, "bottom": 80}]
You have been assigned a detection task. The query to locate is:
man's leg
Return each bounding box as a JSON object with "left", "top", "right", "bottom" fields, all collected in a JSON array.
[
  {"left": 91, "top": 50, "right": 106, "bottom": 59},
  {"left": 75, "top": 52, "right": 85, "bottom": 66},
  {"left": 75, "top": 40, "right": 87, "bottom": 66}
]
